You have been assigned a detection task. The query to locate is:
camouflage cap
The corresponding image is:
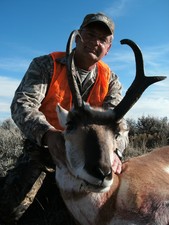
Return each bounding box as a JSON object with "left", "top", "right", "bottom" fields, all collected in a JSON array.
[{"left": 80, "top": 13, "right": 115, "bottom": 35}]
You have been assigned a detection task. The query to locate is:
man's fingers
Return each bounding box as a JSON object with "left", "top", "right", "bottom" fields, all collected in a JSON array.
[{"left": 112, "top": 152, "right": 122, "bottom": 174}]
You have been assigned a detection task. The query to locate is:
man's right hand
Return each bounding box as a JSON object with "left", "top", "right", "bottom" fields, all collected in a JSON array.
[{"left": 42, "top": 128, "right": 65, "bottom": 163}]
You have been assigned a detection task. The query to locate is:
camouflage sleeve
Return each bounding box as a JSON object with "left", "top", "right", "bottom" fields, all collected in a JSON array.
[
  {"left": 102, "top": 72, "right": 122, "bottom": 109},
  {"left": 103, "top": 72, "right": 129, "bottom": 153},
  {"left": 10, "top": 54, "right": 55, "bottom": 146}
]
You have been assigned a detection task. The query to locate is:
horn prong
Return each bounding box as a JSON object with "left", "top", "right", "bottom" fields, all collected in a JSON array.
[{"left": 113, "top": 39, "right": 166, "bottom": 121}]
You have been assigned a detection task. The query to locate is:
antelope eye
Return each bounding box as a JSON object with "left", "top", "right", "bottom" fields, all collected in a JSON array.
[{"left": 66, "top": 121, "right": 76, "bottom": 132}]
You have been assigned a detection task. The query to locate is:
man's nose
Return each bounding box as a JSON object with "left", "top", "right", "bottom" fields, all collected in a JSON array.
[{"left": 90, "top": 37, "right": 102, "bottom": 46}]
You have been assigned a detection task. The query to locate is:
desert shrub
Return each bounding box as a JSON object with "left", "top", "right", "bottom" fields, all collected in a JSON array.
[
  {"left": 0, "top": 119, "right": 23, "bottom": 176},
  {"left": 126, "top": 116, "right": 169, "bottom": 157}
]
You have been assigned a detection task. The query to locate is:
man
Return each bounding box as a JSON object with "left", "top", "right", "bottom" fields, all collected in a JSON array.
[{"left": 0, "top": 12, "right": 128, "bottom": 223}]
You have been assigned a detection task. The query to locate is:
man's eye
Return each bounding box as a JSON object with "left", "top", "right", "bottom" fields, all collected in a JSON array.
[
  {"left": 100, "top": 38, "right": 106, "bottom": 43},
  {"left": 100, "top": 37, "right": 109, "bottom": 44}
]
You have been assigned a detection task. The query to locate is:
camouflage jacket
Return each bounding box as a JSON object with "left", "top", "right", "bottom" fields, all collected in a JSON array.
[{"left": 11, "top": 53, "right": 128, "bottom": 148}]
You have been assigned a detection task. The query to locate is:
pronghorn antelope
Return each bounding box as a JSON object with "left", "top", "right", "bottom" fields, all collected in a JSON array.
[{"left": 54, "top": 31, "right": 169, "bottom": 225}]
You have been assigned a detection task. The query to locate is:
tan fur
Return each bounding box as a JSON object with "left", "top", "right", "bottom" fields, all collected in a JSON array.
[{"left": 56, "top": 144, "right": 169, "bottom": 225}]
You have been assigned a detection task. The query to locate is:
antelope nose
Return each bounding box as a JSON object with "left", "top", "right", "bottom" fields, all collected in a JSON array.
[
  {"left": 88, "top": 165, "right": 112, "bottom": 181},
  {"left": 98, "top": 166, "right": 112, "bottom": 181}
]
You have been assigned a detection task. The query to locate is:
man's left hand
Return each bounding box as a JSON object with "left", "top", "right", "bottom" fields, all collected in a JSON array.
[{"left": 112, "top": 152, "right": 122, "bottom": 174}]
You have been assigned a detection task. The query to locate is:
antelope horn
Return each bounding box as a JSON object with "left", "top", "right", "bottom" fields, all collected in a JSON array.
[
  {"left": 66, "top": 30, "right": 83, "bottom": 109},
  {"left": 113, "top": 39, "right": 166, "bottom": 121}
]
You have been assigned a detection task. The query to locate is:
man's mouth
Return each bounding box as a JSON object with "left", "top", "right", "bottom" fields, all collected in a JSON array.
[{"left": 85, "top": 46, "right": 97, "bottom": 54}]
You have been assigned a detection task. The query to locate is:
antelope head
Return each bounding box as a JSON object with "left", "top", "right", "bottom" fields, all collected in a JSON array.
[
  {"left": 57, "top": 103, "right": 117, "bottom": 192},
  {"left": 56, "top": 30, "right": 166, "bottom": 193}
]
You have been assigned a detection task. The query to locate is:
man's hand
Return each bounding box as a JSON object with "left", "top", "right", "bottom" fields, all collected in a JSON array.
[
  {"left": 112, "top": 151, "right": 122, "bottom": 174},
  {"left": 42, "top": 128, "right": 65, "bottom": 163}
]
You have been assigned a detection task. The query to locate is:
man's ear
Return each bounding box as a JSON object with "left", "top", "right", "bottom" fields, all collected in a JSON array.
[
  {"left": 75, "top": 30, "right": 84, "bottom": 45},
  {"left": 105, "top": 43, "right": 112, "bottom": 56}
]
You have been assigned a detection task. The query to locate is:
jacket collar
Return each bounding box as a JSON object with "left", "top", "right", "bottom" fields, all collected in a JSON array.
[{"left": 56, "top": 55, "right": 67, "bottom": 65}]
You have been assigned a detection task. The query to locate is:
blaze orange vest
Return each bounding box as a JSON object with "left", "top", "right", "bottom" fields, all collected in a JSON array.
[{"left": 39, "top": 52, "right": 111, "bottom": 130}]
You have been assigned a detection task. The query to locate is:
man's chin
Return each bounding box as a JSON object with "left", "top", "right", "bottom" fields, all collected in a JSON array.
[{"left": 86, "top": 52, "right": 99, "bottom": 62}]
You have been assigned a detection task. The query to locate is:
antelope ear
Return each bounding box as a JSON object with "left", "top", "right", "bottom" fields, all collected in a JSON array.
[{"left": 56, "top": 104, "right": 68, "bottom": 128}]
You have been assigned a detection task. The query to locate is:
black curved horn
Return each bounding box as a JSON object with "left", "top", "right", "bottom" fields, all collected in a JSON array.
[
  {"left": 113, "top": 39, "right": 166, "bottom": 121},
  {"left": 66, "top": 30, "right": 83, "bottom": 109}
]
